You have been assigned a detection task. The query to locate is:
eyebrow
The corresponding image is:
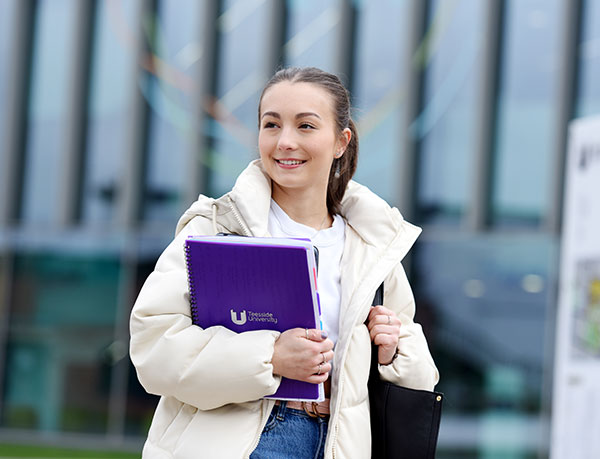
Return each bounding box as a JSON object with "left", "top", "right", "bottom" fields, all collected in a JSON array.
[{"left": 261, "top": 111, "right": 322, "bottom": 120}]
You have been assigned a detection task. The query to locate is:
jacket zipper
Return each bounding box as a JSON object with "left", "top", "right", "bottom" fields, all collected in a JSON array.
[
  {"left": 227, "top": 196, "right": 252, "bottom": 236},
  {"left": 245, "top": 399, "right": 276, "bottom": 458},
  {"left": 329, "top": 275, "right": 389, "bottom": 458}
]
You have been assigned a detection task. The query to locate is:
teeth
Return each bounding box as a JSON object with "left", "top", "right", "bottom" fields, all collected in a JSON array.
[{"left": 278, "top": 159, "right": 303, "bottom": 165}]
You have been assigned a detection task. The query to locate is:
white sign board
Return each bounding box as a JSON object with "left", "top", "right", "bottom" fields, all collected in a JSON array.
[{"left": 551, "top": 116, "right": 600, "bottom": 459}]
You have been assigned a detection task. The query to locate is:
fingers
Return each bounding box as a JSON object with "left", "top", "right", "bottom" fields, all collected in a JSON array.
[
  {"left": 314, "top": 350, "right": 334, "bottom": 368},
  {"left": 299, "top": 328, "right": 334, "bottom": 353},
  {"left": 368, "top": 324, "right": 399, "bottom": 342},
  {"left": 304, "top": 328, "right": 329, "bottom": 342},
  {"left": 372, "top": 327, "right": 399, "bottom": 365},
  {"left": 272, "top": 328, "right": 335, "bottom": 382},
  {"left": 320, "top": 349, "right": 334, "bottom": 364},
  {"left": 315, "top": 361, "right": 332, "bottom": 376},
  {"left": 288, "top": 355, "right": 332, "bottom": 384},
  {"left": 368, "top": 306, "right": 400, "bottom": 325},
  {"left": 306, "top": 352, "right": 333, "bottom": 383},
  {"left": 372, "top": 332, "right": 398, "bottom": 348},
  {"left": 367, "top": 307, "right": 400, "bottom": 335},
  {"left": 367, "top": 306, "right": 401, "bottom": 365},
  {"left": 306, "top": 371, "right": 330, "bottom": 384}
]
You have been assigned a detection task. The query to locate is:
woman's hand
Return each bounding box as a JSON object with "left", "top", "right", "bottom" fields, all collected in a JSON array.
[
  {"left": 367, "top": 305, "right": 401, "bottom": 365},
  {"left": 272, "top": 328, "right": 334, "bottom": 384}
]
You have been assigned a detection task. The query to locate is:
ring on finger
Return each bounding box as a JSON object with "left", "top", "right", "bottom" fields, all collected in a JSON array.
[
  {"left": 387, "top": 315, "right": 391, "bottom": 325},
  {"left": 317, "top": 363, "right": 322, "bottom": 375},
  {"left": 321, "top": 352, "right": 326, "bottom": 364},
  {"left": 305, "top": 328, "right": 310, "bottom": 339}
]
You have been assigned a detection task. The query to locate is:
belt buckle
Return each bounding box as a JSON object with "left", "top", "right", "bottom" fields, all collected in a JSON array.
[{"left": 302, "top": 401, "right": 326, "bottom": 418}]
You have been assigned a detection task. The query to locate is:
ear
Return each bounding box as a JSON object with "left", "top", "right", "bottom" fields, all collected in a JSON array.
[{"left": 335, "top": 127, "right": 352, "bottom": 158}]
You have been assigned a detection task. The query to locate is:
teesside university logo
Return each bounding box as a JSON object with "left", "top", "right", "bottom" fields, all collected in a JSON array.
[
  {"left": 230, "top": 309, "right": 278, "bottom": 326},
  {"left": 230, "top": 309, "right": 247, "bottom": 325}
]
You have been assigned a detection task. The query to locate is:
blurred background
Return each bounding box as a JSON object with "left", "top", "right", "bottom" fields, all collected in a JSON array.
[{"left": 0, "top": 0, "right": 598, "bottom": 457}]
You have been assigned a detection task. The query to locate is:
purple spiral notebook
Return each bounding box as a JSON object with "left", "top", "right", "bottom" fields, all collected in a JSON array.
[{"left": 184, "top": 235, "right": 324, "bottom": 402}]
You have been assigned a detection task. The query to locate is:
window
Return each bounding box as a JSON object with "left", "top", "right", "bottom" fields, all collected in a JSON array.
[
  {"left": 492, "top": 0, "right": 563, "bottom": 226},
  {"left": 576, "top": 0, "right": 600, "bottom": 117},
  {"left": 4, "top": 253, "right": 121, "bottom": 433},
  {"left": 82, "top": 0, "right": 137, "bottom": 225},
  {"left": 20, "top": 0, "right": 79, "bottom": 224},
  {"left": 352, "top": 0, "right": 409, "bottom": 204},
  {"left": 0, "top": 0, "right": 17, "bottom": 143},
  {"left": 209, "top": 0, "right": 271, "bottom": 197},
  {"left": 143, "top": 0, "right": 204, "bottom": 223},
  {"left": 416, "top": 0, "right": 484, "bottom": 225},
  {"left": 285, "top": 0, "right": 343, "bottom": 73},
  {"left": 413, "top": 233, "right": 557, "bottom": 456}
]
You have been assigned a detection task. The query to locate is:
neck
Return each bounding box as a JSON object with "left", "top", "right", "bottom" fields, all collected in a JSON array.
[{"left": 272, "top": 184, "right": 332, "bottom": 231}]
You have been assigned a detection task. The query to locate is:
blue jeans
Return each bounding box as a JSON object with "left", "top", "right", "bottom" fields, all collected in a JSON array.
[{"left": 250, "top": 401, "right": 329, "bottom": 459}]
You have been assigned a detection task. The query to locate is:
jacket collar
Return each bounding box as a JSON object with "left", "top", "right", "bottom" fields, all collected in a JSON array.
[
  {"left": 228, "top": 160, "right": 421, "bottom": 257},
  {"left": 177, "top": 159, "right": 420, "bottom": 260},
  {"left": 175, "top": 161, "right": 271, "bottom": 236},
  {"left": 227, "top": 160, "right": 272, "bottom": 237},
  {"left": 341, "top": 180, "right": 420, "bottom": 255}
]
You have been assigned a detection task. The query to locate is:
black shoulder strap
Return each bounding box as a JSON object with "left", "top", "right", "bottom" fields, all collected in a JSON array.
[
  {"left": 372, "top": 283, "right": 384, "bottom": 306},
  {"left": 369, "top": 283, "right": 384, "bottom": 373}
]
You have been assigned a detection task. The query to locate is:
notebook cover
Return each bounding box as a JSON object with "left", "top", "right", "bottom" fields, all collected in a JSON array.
[{"left": 184, "top": 236, "right": 322, "bottom": 401}]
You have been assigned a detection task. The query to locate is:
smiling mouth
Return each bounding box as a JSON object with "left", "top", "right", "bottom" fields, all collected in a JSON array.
[{"left": 276, "top": 159, "right": 306, "bottom": 166}]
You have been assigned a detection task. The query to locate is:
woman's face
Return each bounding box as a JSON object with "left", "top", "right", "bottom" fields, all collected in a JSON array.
[{"left": 258, "top": 81, "right": 349, "bottom": 200}]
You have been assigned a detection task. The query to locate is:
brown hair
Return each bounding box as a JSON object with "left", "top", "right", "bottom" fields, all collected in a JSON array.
[{"left": 258, "top": 67, "right": 358, "bottom": 216}]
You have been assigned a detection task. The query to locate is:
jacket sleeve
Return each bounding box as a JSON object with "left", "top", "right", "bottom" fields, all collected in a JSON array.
[
  {"left": 377, "top": 262, "right": 439, "bottom": 391},
  {"left": 129, "top": 217, "right": 281, "bottom": 410}
]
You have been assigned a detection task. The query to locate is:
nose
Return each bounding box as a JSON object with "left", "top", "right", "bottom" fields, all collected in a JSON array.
[{"left": 277, "top": 126, "right": 297, "bottom": 151}]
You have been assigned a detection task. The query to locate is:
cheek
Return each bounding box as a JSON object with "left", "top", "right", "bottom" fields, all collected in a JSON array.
[
  {"left": 258, "top": 134, "right": 273, "bottom": 157},
  {"left": 310, "top": 136, "right": 337, "bottom": 160}
]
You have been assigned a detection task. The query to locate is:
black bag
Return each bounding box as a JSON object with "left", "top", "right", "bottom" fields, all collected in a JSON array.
[{"left": 368, "top": 284, "right": 443, "bottom": 459}]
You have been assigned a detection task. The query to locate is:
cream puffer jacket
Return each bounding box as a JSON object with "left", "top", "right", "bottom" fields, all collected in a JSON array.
[{"left": 130, "top": 160, "right": 439, "bottom": 458}]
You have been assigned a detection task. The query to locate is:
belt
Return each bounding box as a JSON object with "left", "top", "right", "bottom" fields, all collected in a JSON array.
[{"left": 275, "top": 399, "right": 330, "bottom": 418}]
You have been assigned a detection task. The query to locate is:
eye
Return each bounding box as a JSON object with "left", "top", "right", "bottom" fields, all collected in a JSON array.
[
  {"left": 263, "top": 121, "right": 278, "bottom": 129},
  {"left": 299, "top": 123, "right": 315, "bottom": 130}
]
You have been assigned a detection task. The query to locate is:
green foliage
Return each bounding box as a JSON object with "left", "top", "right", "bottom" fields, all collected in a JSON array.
[{"left": 0, "top": 443, "right": 139, "bottom": 458}]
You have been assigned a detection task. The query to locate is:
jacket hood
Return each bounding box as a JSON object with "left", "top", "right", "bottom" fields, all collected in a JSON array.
[{"left": 176, "top": 160, "right": 421, "bottom": 256}]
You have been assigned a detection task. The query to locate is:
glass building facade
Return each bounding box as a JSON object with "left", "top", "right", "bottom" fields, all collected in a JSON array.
[{"left": 0, "top": 0, "right": 597, "bottom": 456}]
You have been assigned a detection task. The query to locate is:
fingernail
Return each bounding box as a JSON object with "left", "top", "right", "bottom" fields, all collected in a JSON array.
[{"left": 321, "top": 330, "right": 328, "bottom": 339}]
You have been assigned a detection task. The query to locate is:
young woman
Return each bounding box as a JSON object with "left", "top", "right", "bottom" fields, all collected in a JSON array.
[{"left": 130, "top": 67, "right": 438, "bottom": 459}]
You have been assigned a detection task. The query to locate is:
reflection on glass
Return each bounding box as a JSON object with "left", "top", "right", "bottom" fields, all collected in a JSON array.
[
  {"left": 285, "top": 0, "right": 342, "bottom": 73},
  {"left": 0, "top": 0, "right": 17, "bottom": 141},
  {"left": 21, "top": 0, "right": 78, "bottom": 224},
  {"left": 417, "top": 0, "right": 483, "bottom": 225},
  {"left": 492, "top": 0, "right": 562, "bottom": 226},
  {"left": 209, "top": 0, "right": 270, "bottom": 197},
  {"left": 143, "top": 0, "right": 203, "bottom": 223},
  {"left": 576, "top": 0, "right": 600, "bottom": 117},
  {"left": 352, "top": 0, "right": 408, "bottom": 204},
  {"left": 413, "top": 234, "right": 557, "bottom": 456},
  {"left": 4, "top": 254, "right": 120, "bottom": 433},
  {"left": 82, "top": 0, "right": 137, "bottom": 224}
]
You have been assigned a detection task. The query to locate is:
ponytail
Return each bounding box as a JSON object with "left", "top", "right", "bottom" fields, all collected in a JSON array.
[{"left": 327, "top": 119, "right": 358, "bottom": 215}]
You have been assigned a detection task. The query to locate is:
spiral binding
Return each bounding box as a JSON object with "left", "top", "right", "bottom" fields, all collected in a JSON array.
[{"left": 184, "top": 240, "right": 199, "bottom": 324}]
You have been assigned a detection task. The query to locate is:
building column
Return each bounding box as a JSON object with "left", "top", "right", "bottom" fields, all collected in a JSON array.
[
  {"left": 0, "top": 0, "right": 36, "bottom": 226},
  {"left": 396, "top": 0, "right": 428, "bottom": 221},
  {"left": 467, "top": 0, "right": 505, "bottom": 231}
]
